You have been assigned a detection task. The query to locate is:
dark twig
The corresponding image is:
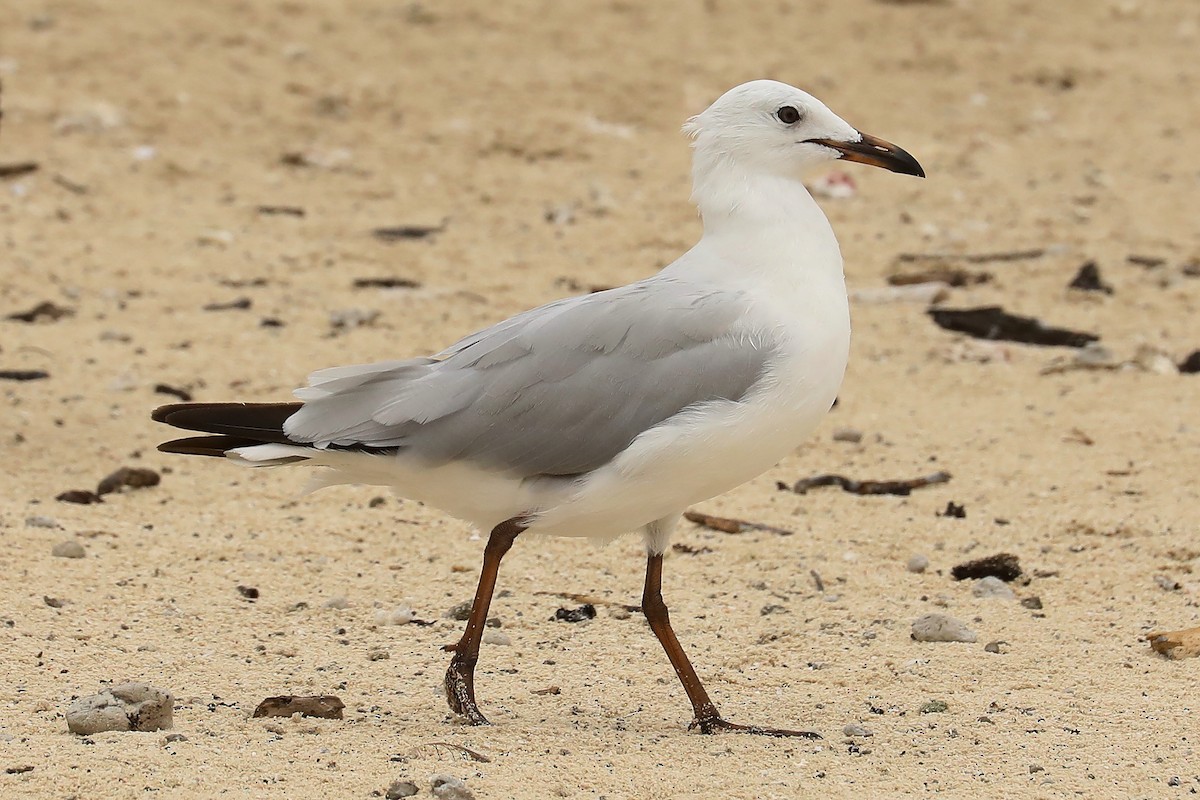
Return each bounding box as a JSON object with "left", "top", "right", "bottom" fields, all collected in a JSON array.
[
  {"left": 777, "top": 470, "right": 951, "bottom": 497},
  {"left": 683, "top": 510, "right": 792, "bottom": 536},
  {"left": 896, "top": 249, "right": 1046, "bottom": 264}
]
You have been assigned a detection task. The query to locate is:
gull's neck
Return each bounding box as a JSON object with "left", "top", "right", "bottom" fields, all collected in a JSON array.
[{"left": 689, "top": 157, "right": 842, "bottom": 279}]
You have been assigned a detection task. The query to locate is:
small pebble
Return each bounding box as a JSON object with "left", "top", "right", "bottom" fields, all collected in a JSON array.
[
  {"left": 1021, "top": 596, "right": 1043, "bottom": 610},
  {"left": 446, "top": 601, "right": 473, "bottom": 621},
  {"left": 907, "top": 554, "right": 930, "bottom": 573},
  {"left": 972, "top": 576, "right": 1015, "bottom": 600},
  {"left": 25, "top": 515, "right": 60, "bottom": 529},
  {"left": 984, "top": 640, "right": 1009, "bottom": 654},
  {"left": 374, "top": 606, "right": 415, "bottom": 626},
  {"left": 1029, "top": 764, "right": 1045, "bottom": 774},
  {"left": 386, "top": 780, "right": 420, "bottom": 799},
  {"left": 66, "top": 683, "right": 174, "bottom": 735},
  {"left": 554, "top": 604, "right": 596, "bottom": 623},
  {"left": 163, "top": 733, "right": 188, "bottom": 744},
  {"left": 832, "top": 428, "right": 863, "bottom": 443},
  {"left": 44, "top": 596, "right": 65, "bottom": 608},
  {"left": 911, "top": 613, "right": 977, "bottom": 643},
  {"left": 368, "top": 649, "right": 390, "bottom": 661},
  {"left": 920, "top": 700, "right": 948, "bottom": 714},
  {"left": 482, "top": 630, "right": 511, "bottom": 646},
  {"left": 51, "top": 540, "right": 86, "bottom": 559},
  {"left": 430, "top": 774, "right": 474, "bottom": 800},
  {"left": 843, "top": 723, "right": 873, "bottom": 737},
  {"left": 1155, "top": 575, "right": 1182, "bottom": 591},
  {"left": 323, "top": 596, "right": 350, "bottom": 610}
]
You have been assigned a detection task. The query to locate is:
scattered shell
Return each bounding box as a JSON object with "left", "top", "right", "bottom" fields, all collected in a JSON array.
[
  {"left": 430, "top": 774, "right": 474, "bottom": 800},
  {"left": 51, "top": 540, "right": 86, "bottom": 559},
  {"left": 252, "top": 695, "right": 344, "bottom": 719},
  {"left": 66, "top": 683, "right": 174, "bottom": 735},
  {"left": 374, "top": 606, "right": 416, "bottom": 626},
  {"left": 911, "top": 613, "right": 977, "bottom": 643},
  {"left": 386, "top": 780, "right": 420, "bottom": 799},
  {"left": 972, "top": 576, "right": 1015, "bottom": 600}
]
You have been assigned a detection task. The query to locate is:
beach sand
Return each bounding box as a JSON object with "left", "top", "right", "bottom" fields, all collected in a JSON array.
[{"left": 2, "top": 1, "right": 1199, "bottom": 797}]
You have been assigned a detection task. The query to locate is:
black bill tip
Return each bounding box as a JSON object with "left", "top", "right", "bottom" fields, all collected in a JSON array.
[{"left": 806, "top": 132, "right": 925, "bottom": 178}]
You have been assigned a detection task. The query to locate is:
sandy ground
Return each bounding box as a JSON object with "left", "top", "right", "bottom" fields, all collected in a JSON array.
[{"left": 3, "top": 0, "right": 1200, "bottom": 797}]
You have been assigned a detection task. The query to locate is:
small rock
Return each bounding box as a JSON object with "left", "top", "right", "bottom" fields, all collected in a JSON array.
[
  {"left": 25, "top": 515, "right": 60, "bottom": 529},
  {"left": 252, "top": 695, "right": 344, "bottom": 719},
  {"left": 1179, "top": 351, "right": 1200, "bottom": 374},
  {"left": 972, "top": 576, "right": 1015, "bottom": 600},
  {"left": 374, "top": 606, "right": 415, "bottom": 626},
  {"left": 430, "top": 774, "right": 474, "bottom": 800},
  {"left": 938, "top": 501, "right": 966, "bottom": 519},
  {"left": 1029, "top": 764, "right": 1045, "bottom": 774},
  {"left": 482, "top": 630, "right": 511, "bottom": 646},
  {"left": 554, "top": 604, "right": 596, "bottom": 623},
  {"left": 5, "top": 765, "right": 34, "bottom": 775},
  {"left": 1155, "top": 575, "right": 1182, "bottom": 591},
  {"left": 919, "top": 700, "right": 948, "bottom": 714},
  {"left": 56, "top": 489, "right": 102, "bottom": 505},
  {"left": 237, "top": 585, "right": 260, "bottom": 600},
  {"left": 1132, "top": 344, "right": 1178, "bottom": 375},
  {"left": 843, "top": 723, "right": 873, "bottom": 737},
  {"left": 323, "top": 596, "right": 350, "bottom": 610},
  {"left": 1168, "top": 776, "right": 1182, "bottom": 787},
  {"left": 96, "top": 466, "right": 160, "bottom": 495},
  {"left": 1067, "top": 261, "right": 1113, "bottom": 294},
  {"left": 446, "top": 601, "right": 473, "bottom": 621},
  {"left": 906, "top": 554, "right": 930, "bottom": 573},
  {"left": 329, "top": 308, "right": 380, "bottom": 331},
  {"left": 51, "top": 540, "right": 86, "bottom": 559},
  {"left": 1020, "top": 596, "right": 1044, "bottom": 610},
  {"left": 951, "top": 552, "right": 1021, "bottom": 582},
  {"left": 386, "top": 780, "right": 420, "bottom": 799},
  {"left": 163, "top": 733, "right": 188, "bottom": 744},
  {"left": 368, "top": 649, "right": 390, "bottom": 661},
  {"left": 831, "top": 428, "right": 863, "bottom": 443},
  {"left": 44, "top": 596, "right": 65, "bottom": 608},
  {"left": 66, "top": 683, "right": 174, "bottom": 735},
  {"left": 760, "top": 604, "right": 788, "bottom": 616},
  {"left": 984, "top": 640, "right": 1009, "bottom": 654},
  {"left": 912, "top": 613, "right": 977, "bottom": 643}
]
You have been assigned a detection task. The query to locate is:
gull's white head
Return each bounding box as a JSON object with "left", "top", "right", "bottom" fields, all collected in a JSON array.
[{"left": 685, "top": 79, "right": 924, "bottom": 181}]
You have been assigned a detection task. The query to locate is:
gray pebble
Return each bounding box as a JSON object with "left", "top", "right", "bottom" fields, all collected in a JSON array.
[
  {"left": 911, "top": 613, "right": 977, "bottom": 643},
  {"left": 907, "top": 554, "right": 930, "bottom": 573},
  {"left": 66, "top": 683, "right": 174, "bottom": 735},
  {"left": 984, "top": 640, "right": 1009, "bottom": 654},
  {"left": 368, "top": 649, "right": 390, "bottom": 661},
  {"left": 972, "top": 576, "right": 1015, "bottom": 600},
  {"left": 52, "top": 540, "right": 86, "bottom": 559},
  {"left": 482, "top": 630, "right": 511, "bottom": 646},
  {"left": 386, "top": 780, "right": 420, "bottom": 799},
  {"left": 446, "top": 601, "right": 473, "bottom": 621},
  {"left": 25, "top": 515, "right": 60, "bottom": 529},
  {"left": 322, "top": 596, "right": 349, "bottom": 610},
  {"left": 1029, "top": 764, "right": 1045, "bottom": 774},
  {"left": 843, "top": 723, "right": 873, "bottom": 737},
  {"left": 431, "top": 774, "right": 474, "bottom": 800},
  {"left": 832, "top": 428, "right": 863, "bottom": 443},
  {"left": 1155, "top": 575, "right": 1181, "bottom": 591}
]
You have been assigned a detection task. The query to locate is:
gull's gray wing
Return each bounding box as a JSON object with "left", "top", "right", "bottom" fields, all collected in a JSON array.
[{"left": 284, "top": 278, "right": 774, "bottom": 477}]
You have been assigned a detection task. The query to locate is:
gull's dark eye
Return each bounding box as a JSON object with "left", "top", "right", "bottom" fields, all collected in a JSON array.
[{"left": 776, "top": 106, "right": 802, "bottom": 125}]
